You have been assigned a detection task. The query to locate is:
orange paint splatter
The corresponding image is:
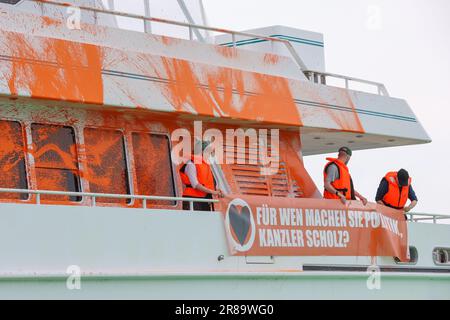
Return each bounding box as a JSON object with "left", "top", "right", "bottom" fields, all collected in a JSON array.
[
  {"left": 159, "top": 35, "right": 181, "bottom": 46},
  {"left": 152, "top": 57, "right": 302, "bottom": 126},
  {"left": 84, "top": 128, "right": 129, "bottom": 203},
  {"left": 0, "top": 121, "right": 28, "bottom": 200},
  {"left": 41, "top": 16, "right": 62, "bottom": 27},
  {"left": 31, "top": 124, "right": 80, "bottom": 202},
  {"left": 5, "top": 31, "right": 104, "bottom": 105},
  {"left": 215, "top": 46, "right": 238, "bottom": 59},
  {"left": 300, "top": 84, "right": 365, "bottom": 133},
  {"left": 263, "top": 53, "right": 280, "bottom": 65}
]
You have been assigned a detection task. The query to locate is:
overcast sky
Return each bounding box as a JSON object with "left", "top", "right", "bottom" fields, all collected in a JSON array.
[{"left": 108, "top": 0, "right": 450, "bottom": 215}]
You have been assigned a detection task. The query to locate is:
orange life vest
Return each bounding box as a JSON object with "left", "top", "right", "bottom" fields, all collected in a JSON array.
[
  {"left": 180, "top": 156, "right": 215, "bottom": 198},
  {"left": 323, "top": 158, "right": 354, "bottom": 200},
  {"left": 382, "top": 171, "right": 412, "bottom": 209}
]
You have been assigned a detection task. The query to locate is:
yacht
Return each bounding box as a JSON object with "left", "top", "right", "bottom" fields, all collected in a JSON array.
[{"left": 0, "top": 0, "right": 448, "bottom": 299}]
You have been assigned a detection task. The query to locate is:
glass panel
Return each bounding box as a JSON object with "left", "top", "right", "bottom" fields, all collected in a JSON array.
[
  {"left": 132, "top": 133, "right": 175, "bottom": 205},
  {"left": 84, "top": 128, "right": 130, "bottom": 204},
  {"left": 0, "top": 120, "right": 28, "bottom": 200},
  {"left": 31, "top": 124, "right": 81, "bottom": 201}
]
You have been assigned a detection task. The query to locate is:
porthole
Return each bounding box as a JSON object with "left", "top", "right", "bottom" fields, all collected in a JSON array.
[{"left": 433, "top": 248, "right": 450, "bottom": 265}]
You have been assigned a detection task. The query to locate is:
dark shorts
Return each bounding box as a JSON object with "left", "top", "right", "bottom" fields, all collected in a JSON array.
[{"left": 182, "top": 196, "right": 213, "bottom": 211}]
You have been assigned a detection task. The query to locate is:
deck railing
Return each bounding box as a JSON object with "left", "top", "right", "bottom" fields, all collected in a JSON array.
[
  {"left": 25, "top": 0, "right": 389, "bottom": 96},
  {"left": 28, "top": 0, "right": 308, "bottom": 70},
  {"left": 304, "top": 70, "right": 390, "bottom": 96},
  {"left": 0, "top": 188, "right": 218, "bottom": 212},
  {"left": 407, "top": 212, "right": 450, "bottom": 224},
  {"left": 1, "top": 188, "right": 449, "bottom": 224}
]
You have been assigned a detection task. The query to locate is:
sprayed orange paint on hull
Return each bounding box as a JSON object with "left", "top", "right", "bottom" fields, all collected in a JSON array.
[
  {"left": 152, "top": 57, "right": 303, "bottom": 127},
  {"left": 4, "top": 31, "right": 104, "bottom": 105}
]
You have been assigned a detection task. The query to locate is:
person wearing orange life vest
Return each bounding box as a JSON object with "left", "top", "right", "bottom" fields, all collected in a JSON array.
[
  {"left": 323, "top": 147, "right": 368, "bottom": 205},
  {"left": 180, "top": 140, "right": 223, "bottom": 211},
  {"left": 376, "top": 169, "right": 418, "bottom": 217}
]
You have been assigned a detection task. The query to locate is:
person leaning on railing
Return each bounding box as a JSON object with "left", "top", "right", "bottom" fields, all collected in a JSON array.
[
  {"left": 179, "top": 140, "right": 224, "bottom": 211},
  {"left": 323, "top": 147, "right": 368, "bottom": 205},
  {"left": 376, "top": 169, "right": 418, "bottom": 220}
]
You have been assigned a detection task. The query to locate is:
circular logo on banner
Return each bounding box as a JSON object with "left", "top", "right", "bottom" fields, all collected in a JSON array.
[{"left": 225, "top": 198, "right": 256, "bottom": 252}]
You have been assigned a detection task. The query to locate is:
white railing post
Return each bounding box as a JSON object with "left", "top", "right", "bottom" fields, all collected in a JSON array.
[
  {"left": 36, "top": 193, "right": 40, "bottom": 205},
  {"left": 143, "top": 199, "right": 147, "bottom": 209},
  {"left": 92, "top": 196, "right": 96, "bottom": 207},
  {"left": 107, "top": 0, "right": 114, "bottom": 11},
  {"left": 143, "top": 0, "right": 152, "bottom": 34},
  {"left": 189, "top": 201, "right": 194, "bottom": 211},
  {"left": 232, "top": 33, "right": 236, "bottom": 48}
]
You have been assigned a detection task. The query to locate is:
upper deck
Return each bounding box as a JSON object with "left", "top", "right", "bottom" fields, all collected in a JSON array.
[{"left": 0, "top": 0, "right": 431, "bottom": 156}]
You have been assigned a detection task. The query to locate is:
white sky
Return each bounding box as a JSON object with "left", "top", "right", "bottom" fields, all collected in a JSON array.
[{"left": 109, "top": 0, "right": 450, "bottom": 215}]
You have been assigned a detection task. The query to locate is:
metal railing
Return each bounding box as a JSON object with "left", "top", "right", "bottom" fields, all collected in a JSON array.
[
  {"left": 29, "top": 0, "right": 308, "bottom": 71},
  {"left": 407, "top": 212, "right": 450, "bottom": 224},
  {"left": 304, "top": 70, "right": 390, "bottom": 96},
  {"left": 25, "top": 0, "right": 392, "bottom": 96},
  {"left": 1, "top": 188, "right": 448, "bottom": 223},
  {"left": 0, "top": 188, "right": 218, "bottom": 212}
]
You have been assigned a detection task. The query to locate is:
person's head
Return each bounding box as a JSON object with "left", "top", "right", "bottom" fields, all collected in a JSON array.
[
  {"left": 338, "top": 146, "right": 352, "bottom": 165},
  {"left": 397, "top": 169, "right": 410, "bottom": 187},
  {"left": 193, "top": 138, "right": 211, "bottom": 156}
]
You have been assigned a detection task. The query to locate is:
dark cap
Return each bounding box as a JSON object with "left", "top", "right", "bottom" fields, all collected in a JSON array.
[
  {"left": 397, "top": 169, "right": 410, "bottom": 186},
  {"left": 339, "top": 146, "right": 352, "bottom": 157}
]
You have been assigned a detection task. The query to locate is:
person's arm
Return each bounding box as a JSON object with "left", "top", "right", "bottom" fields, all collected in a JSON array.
[
  {"left": 185, "top": 162, "right": 222, "bottom": 197},
  {"left": 375, "top": 179, "right": 388, "bottom": 205},
  {"left": 354, "top": 191, "right": 368, "bottom": 206},
  {"left": 404, "top": 185, "right": 418, "bottom": 213},
  {"left": 324, "top": 164, "right": 347, "bottom": 205}
]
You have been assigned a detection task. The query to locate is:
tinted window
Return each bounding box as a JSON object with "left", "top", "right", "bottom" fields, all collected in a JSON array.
[
  {"left": 84, "top": 128, "right": 130, "bottom": 204},
  {"left": 31, "top": 124, "right": 81, "bottom": 202},
  {"left": 132, "top": 133, "right": 176, "bottom": 205},
  {"left": 0, "top": 120, "right": 28, "bottom": 200}
]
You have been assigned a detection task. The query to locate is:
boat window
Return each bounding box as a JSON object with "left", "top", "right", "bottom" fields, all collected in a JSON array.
[
  {"left": 0, "top": 120, "right": 28, "bottom": 200},
  {"left": 84, "top": 128, "right": 131, "bottom": 204},
  {"left": 433, "top": 248, "right": 450, "bottom": 265},
  {"left": 131, "top": 133, "right": 176, "bottom": 205},
  {"left": 31, "top": 124, "right": 81, "bottom": 202}
]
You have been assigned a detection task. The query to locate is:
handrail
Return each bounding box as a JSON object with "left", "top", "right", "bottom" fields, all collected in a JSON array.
[
  {"left": 407, "top": 212, "right": 450, "bottom": 224},
  {"left": 304, "top": 69, "right": 390, "bottom": 96},
  {"left": 1, "top": 188, "right": 448, "bottom": 223},
  {"left": 28, "top": 0, "right": 308, "bottom": 70},
  {"left": 0, "top": 188, "right": 218, "bottom": 212}
]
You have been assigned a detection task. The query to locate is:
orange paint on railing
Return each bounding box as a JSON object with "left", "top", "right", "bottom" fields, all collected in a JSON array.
[{"left": 4, "top": 31, "right": 104, "bottom": 105}]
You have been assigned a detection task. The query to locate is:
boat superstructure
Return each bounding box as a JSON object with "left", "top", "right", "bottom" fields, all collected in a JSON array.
[{"left": 0, "top": 0, "right": 448, "bottom": 299}]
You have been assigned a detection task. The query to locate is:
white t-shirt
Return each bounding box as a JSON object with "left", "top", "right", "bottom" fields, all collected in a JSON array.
[{"left": 185, "top": 161, "right": 199, "bottom": 188}]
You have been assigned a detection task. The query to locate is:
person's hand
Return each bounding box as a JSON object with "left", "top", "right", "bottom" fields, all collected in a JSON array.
[
  {"left": 339, "top": 194, "right": 347, "bottom": 205},
  {"left": 360, "top": 196, "right": 368, "bottom": 206},
  {"left": 404, "top": 206, "right": 411, "bottom": 213},
  {"left": 214, "top": 190, "right": 224, "bottom": 198}
]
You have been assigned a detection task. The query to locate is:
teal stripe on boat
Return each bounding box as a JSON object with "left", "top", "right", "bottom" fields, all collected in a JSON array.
[{"left": 220, "top": 34, "right": 324, "bottom": 48}]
